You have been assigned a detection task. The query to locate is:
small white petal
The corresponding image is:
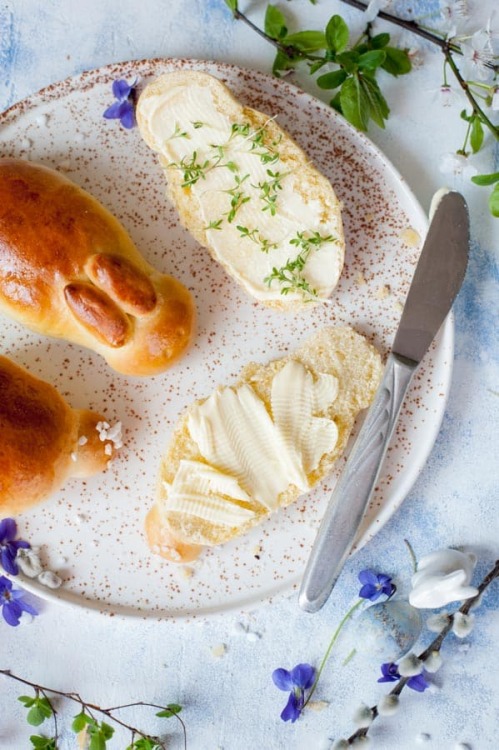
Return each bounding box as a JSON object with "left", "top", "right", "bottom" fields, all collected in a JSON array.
[
  {"left": 424, "top": 650, "right": 443, "bottom": 673},
  {"left": 452, "top": 612, "right": 475, "bottom": 638},
  {"left": 399, "top": 653, "right": 423, "bottom": 677},
  {"left": 378, "top": 694, "right": 400, "bottom": 716},
  {"left": 37, "top": 570, "right": 62, "bottom": 589},
  {"left": 16, "top": 548, "right": 43, "bottom": 578}
]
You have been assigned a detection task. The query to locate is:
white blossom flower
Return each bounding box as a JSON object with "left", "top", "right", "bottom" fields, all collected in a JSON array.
[
  {"left": 352, "top": 703, "right": 373, "bottom": 728},
  {"left": 409, "top": 549, "right": 478, "bottom": 608},
  {"left": 363, "top": 0, "right": 391, "bottom": 23},
  {"left": 461, "top": 29, "right": 495, "bottom": 81},
  {"left": 452, "top": 611, "right": 475, "bottom": 637},
  {"left": 378, "top": 694, "right": 400, "bottom": 716},
  {"left": 399, "top": 653, "right": 424, "bottom": 677},
  {"left": 424, "top": 650, "right": 443, "bottom": 673},
  {"left": 439, "top": 152, "right": 478, "bottom": 179}
]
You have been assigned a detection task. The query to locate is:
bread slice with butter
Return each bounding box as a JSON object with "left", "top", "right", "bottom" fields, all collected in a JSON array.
[
  {"left": 145, "top": 327, "right": 383, "bottom": 563},
  {"left": 136, "top": 71, "right": 345, "bottom": 308}
]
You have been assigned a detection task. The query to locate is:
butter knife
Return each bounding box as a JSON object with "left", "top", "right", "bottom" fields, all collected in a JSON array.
[{"left": 299, "top": 190, "right": 470, "bottom": 613}]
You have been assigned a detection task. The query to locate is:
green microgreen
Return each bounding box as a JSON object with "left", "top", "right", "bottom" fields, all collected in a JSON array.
[
  {"left": 264, "top": 231, "right": 336, "bottom": 299},
  {"left": 223, "top": 173, "right": 251, "bottom": 222},
  {"left": 236, "top": 225, "right": 278, "bottom": 252},
  {"left": 167, "top": 123, "right": 190, "bottom": 141},
  {"left": 204, "top": 218, "right": 224, "bottom": 231}
]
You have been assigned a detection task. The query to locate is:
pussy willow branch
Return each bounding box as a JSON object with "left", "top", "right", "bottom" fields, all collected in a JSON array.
[
  {"left": 0, "top": 670, "right": 187, "bottom": 750},
  {"left": 346, "top": 558, "right": 499, "bottom": 745}
]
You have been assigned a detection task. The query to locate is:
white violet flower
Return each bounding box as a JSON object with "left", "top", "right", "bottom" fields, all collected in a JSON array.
[
  {"left": 409, "top": 549, "right": 479, "bottom": 608},
  {"left": 398, "top": 653, "right": 424, "bottom": 677},
  {"left": 452, "top": 611, "right": 475, "bottom": 638},
  {"left": 424, "top": 650, "right": 443, "bottom": 673}
]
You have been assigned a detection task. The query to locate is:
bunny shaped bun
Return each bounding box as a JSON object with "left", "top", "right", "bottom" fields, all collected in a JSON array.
[
  {"left": 0, "top": 159, "right": 195, "bottom": 376},
  {"left": 0, "top": 354, "right": 121, "bottom": 514}
]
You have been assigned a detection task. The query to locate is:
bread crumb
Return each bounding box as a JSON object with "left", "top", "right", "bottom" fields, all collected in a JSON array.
[
  {"left": 308, "top": 700, "right": 329, "bottom": 711},
  {"left": 211, "top": 643, "right": 227, "bottom": 659},
  {"left": 181, "top": 566, "right": 194, "bottom": 579},
  {"left": 375, "top": 284, "right": 391, "bottom": 300},
  {"left": 399, "top": 227, "right": 421, "bottom": 247},
  {"left": 393, "top": 299, "right": 404, "bottom": 313},
  {"left": 355, "top": 271, "right": 367, "bottom": 286}
]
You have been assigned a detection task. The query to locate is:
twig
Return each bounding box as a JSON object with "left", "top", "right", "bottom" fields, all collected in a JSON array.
[
  {"left": 346, "top": 559, "right": 499, "bottom": 744},
  {"left": 0, "top": 670, "right": 187, "bottom": 750},
  {"left": 339, "top": 0, "right": 499, "bottom": 72}
]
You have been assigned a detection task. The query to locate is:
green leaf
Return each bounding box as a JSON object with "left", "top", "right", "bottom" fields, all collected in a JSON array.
[
  {"left": 27, "top": 707, "right": 46, "bottom": 727},
  {"left": 72, "top": 712, "right": 92, "bottom": 732},
  {"left": 29, "top": 737, "right": 56, "bottom": 750},
  {"left": 325, "top": 15, "right": 349, "bottom": 53},
  {"left": 157, "top": 703, "right": 182, "bottom": 718},
  {"left": 283, "top": 30, "right": 327, "bottom": 52},
  {"left": 309, "top": 58, "right": 327, "bottom": 74},
  {"left": 470, "top": 117, "right": 484, "bottom": 153},
  {"left": 272, "top": 50, "right": 296, "bottom": 77},
  {"left": 224, "top": 0, "right": 238, "bottom": 12},
  {"left": 100, "top": 722, "right": 114, "bottom": 740},
  {"left": 339, "top": 75, "right": 370, "bottom": 131},
  {"left": 370, "top": 32, "right": 390, "bottom": 49},
  {"left": 18, "top": 695, "right": 36, "bottom": 707},
  {"left": 264, "top": 5, "right": 287, "bottom": 40},
  {"left": 330, "top": 91, "right": 343, "bottom": 113},
  {"left": 381, "top": 47, "right": 412, "bottom": 76},
  {"left": 360, "top": 74, "right": 390, "bottom": 128},
  {"left": 489, "top": 183, "right": 499, "bottom": 217},
  {"left": 358, "top": 50, "right": 386, "bottom": 71},
  {"left": 89, "top": 735, "right": 106, "bottom": 750},
  {"left": 316, "top": 69, "right": 347, "bottom": 90},
  {"left": 471, "top": 171, "right": 499, "bottom": 186},
  {"left": 336, "top": 49, "right": 360, "bottom": 74}
]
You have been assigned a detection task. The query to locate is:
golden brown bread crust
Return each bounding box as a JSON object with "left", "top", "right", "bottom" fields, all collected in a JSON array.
[
  {"left": 0, "top": 355, "right": 119, "bottom": 514},
  {"left": 147, "top": 326, "right": 383, "bottom": 563},
  {"left": 0, "top": 158, "right": 195, "bottom": 376}
]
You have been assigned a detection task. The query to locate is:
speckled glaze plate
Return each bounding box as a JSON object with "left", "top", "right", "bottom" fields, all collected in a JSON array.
[{"left": 0, "top": 59, "right": 453, "bottom": 620}]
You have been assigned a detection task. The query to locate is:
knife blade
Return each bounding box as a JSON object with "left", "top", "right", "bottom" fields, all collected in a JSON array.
[{"left": 299, "top": 190, "right": 470, "bottom": 613}]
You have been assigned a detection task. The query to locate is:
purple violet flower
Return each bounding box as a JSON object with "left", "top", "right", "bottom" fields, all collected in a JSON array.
[
  {"left": 103, "top": 78, "right": 137, "bottom": 129},
  {"left": 358, "top": 569, "right": 396, "bottom": 601},
  {"left": 0, "top": 575, "right": 38, "bottom": 626},
  {"left": 0, "top": 518, "right": 30, "bottom": 575},
  {"left": 378, "top": 662, "right": 429, "bottom": 692},
  {"left": 272, "top": 663, "right": 316, "bottom": 722}
]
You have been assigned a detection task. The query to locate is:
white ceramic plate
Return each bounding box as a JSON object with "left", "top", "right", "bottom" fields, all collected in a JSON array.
[{"left": 0, "top": 59, "right": 452, "bottom": 620}]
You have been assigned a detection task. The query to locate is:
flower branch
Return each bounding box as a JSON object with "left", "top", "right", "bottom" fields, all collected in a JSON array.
[
  {"left": 0, "top": 669, "right": 187, "bottom": 750},
  {"left": 344, "top": 558, "right": 499, "bottom": 746}
]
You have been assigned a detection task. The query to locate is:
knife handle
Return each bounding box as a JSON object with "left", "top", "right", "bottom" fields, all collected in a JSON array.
[{"left": 299, "top": 352, "right": 416, "bottom": 613}]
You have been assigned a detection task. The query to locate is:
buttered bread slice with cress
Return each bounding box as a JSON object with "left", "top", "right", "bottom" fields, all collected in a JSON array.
[
  {"left": 137, "top": 71, "right": 345, "bottom": 306},
  {"left": 145, "top": 327, "right": 383, "bottom": 563}
]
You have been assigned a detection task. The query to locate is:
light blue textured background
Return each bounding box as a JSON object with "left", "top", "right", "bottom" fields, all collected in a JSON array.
[{"left": 1, "top": 1, "right": 498, "bottom": 748}]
